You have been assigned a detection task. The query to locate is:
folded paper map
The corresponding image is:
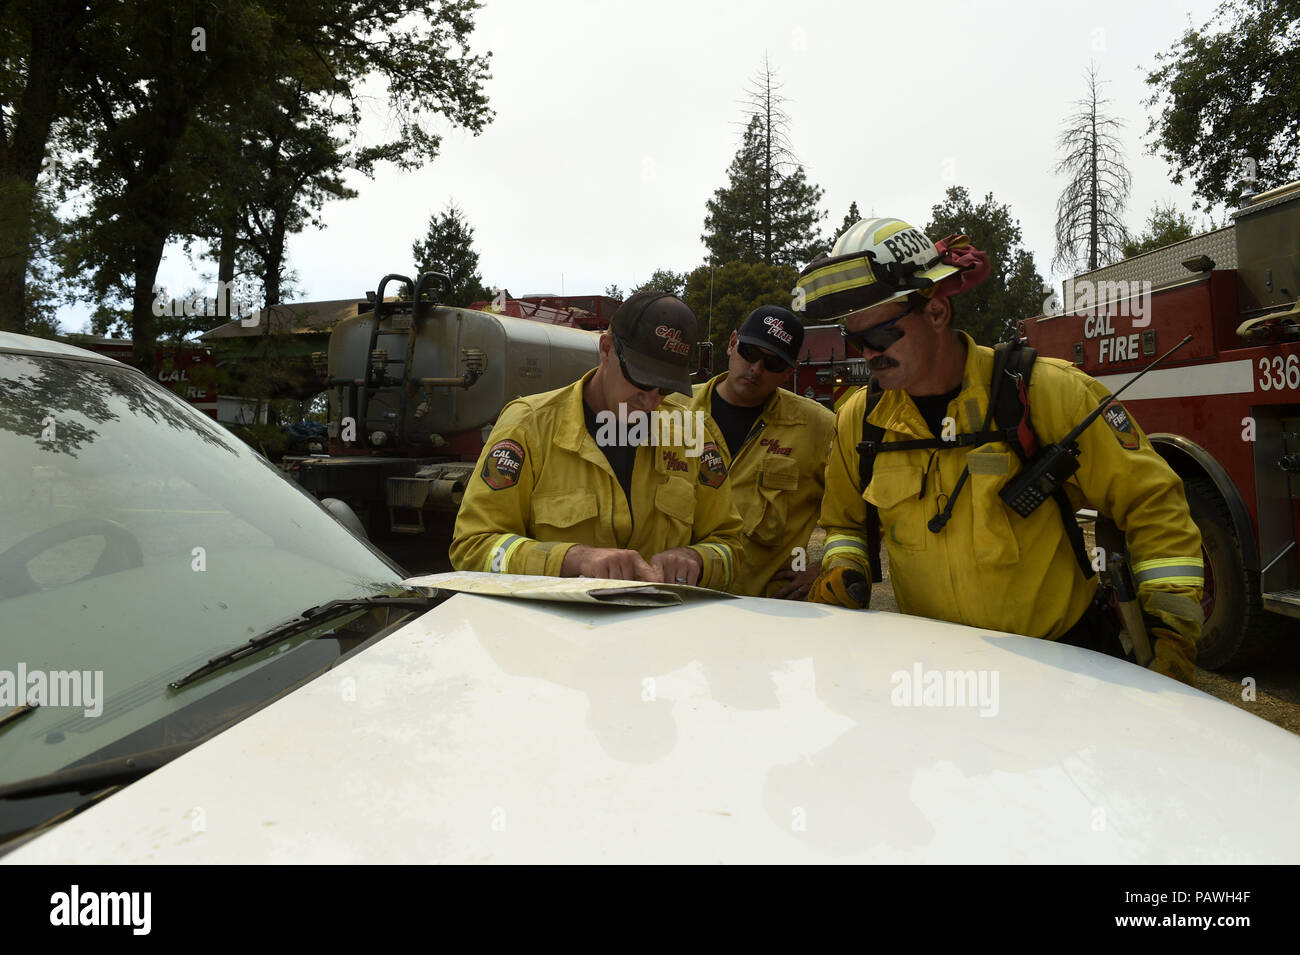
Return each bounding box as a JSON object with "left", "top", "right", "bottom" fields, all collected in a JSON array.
[{"left": 403, "top": 571, "right": 736, "bottom": 607}]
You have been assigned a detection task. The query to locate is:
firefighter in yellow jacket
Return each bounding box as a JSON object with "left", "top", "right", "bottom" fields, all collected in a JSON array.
[
  {"left": 690, "top": 306, "right": 834, "bottom": 598},
  {"left": 798, "top": 217, "right": 1203, "bottom": 685},
  {"left": 450, "top": 290, "right": 743, "bottom": 589}
]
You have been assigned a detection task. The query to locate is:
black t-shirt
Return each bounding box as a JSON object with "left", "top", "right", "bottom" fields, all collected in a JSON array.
[
  {"left": 710, "top": 389, "right": 765, "bottom": 459},
  {"left": 911, "top": 385, "right": 962, "bottom": 440},
  {"left": 584, "top": 401, "right": 637, "bottom": 503}
]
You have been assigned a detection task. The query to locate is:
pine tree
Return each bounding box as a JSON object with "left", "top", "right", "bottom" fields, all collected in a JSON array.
[
  {"left": 701, "top": 57, "right": 825, "bottom": 268},
  {"left": 837, "top": 201, "right": 861, "bottom": 240},
  {"left": 411, "top": 202, "right": 491, "bottom": 308}
]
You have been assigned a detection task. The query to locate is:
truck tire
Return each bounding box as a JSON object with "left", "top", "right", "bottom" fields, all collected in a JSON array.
[{"left": 1185, "top": 476, "right": 1280, "bottom": 670}]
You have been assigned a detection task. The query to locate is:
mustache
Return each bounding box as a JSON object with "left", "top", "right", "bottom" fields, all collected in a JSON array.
[{"left": 868, "top": 356, "right": 899, "bottom": 371}]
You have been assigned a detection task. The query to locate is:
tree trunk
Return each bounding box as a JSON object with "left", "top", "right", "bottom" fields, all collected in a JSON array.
[
  {"left": 0, "top": 2, "right": 78, "bottom": 333},
  {"left": 131, "top": 236, "right": 166, "bottom": 372},
  {"left": 764, "top": 89, "right": 773, "bottom": 266},
  {"left": 0, "top": 179, "right": 37, "bottom": 333},
  {"left": 217, "top": 220, "right": 237, "bottom": 318},
  {"left": 262, "top": 210, "right": 288, "bottom": 308}
]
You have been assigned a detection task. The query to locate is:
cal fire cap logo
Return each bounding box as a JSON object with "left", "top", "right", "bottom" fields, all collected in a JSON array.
[
  {"left": 736, "top": 305, "right": 803, "bottom": 369},
  {"left": 698, "top": 441, "right": 727, "bottom": 488},
  {"left": 1104, "top": 404, "right": 1140, "bottom": 450},
  {"left": 655, "top": 325, "right": 690, "bottom": 356},
  {"left": 482, "top": 439, "right": 525, "bottom": 489}
]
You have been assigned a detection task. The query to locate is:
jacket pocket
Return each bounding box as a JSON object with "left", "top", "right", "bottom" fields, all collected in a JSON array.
[
  {"left": 654, "top": 477, "right": 695, "bottom": 526},
  {"left": 533, "top": 489, "right": 599, "bottom": 531},
  {"left": 750, "top": 458, "right": 799, "bottom": 544},
  {"left": 967, "top": 450, "right": 1020, "bottom": 565},
  {"left": 863, "top": 463, "right": 926, "bottom": 551}
]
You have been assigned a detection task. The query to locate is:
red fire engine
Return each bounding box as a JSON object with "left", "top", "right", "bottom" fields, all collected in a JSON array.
[
  {"left": 63, "top": 337, "right": 219, "bottom": 418},
  {"left": 790, "top": 324, "right": 871, "bottom": 410},
  {"left": 1021, "top": 180, "right": 1300, "bottom": 669}
]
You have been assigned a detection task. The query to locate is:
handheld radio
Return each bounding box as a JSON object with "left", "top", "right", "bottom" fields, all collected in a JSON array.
[{"left": 998, "top": 334, "right": 1193, "bottom": 518}]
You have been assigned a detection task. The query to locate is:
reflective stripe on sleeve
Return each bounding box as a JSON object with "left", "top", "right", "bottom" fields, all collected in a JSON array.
[
  {"left": 486, "top": 534, "right": 528, "bottom": 573},
  {"left": 1133, "top": 556, "right": 1204, "bottom": 587},
  {"left": 823, "top": 533, "right": 869, "bottom": 563},
  {"left": 697, "top": 541, "right": 734, "bottom": 589}
]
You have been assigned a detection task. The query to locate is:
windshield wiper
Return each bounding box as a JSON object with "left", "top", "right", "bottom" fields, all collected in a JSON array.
[
  {"left": 0, "top": 739, "right": 199, "bottom": 800},
  {"left": 0, "top": 703, "right": 38, "bottom": 734},
  {"left": 0, "top": 591, "right": 448, "bottom": 803},
  {"left": 167, "top": 591, "right": 444, "bottom": 690}
]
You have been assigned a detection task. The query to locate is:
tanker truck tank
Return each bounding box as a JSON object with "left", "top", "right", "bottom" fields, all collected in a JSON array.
[
  {"left": 328, "top": 301, "right": 601, "bottom": 450},
  {"left": 286, "top": 271, "right": 602, "bottom": 575}
]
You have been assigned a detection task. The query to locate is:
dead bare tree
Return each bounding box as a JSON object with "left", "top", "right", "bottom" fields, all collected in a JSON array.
[{"left": 1053, "top": 63, "right": 1131, "bottom": 272}]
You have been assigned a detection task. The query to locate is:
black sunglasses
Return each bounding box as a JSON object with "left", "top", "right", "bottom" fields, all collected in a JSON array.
[
  {"left": 736, "top": 341, "right": 788, "bottom": 373},
  {"left": 842, "top": 304, "right": 912, "bottom": 353},
  {"left": 613, "top": 335, "right": 666, "bottom": 394}
]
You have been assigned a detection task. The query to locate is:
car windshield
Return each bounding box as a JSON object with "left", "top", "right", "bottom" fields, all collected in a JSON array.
[{"left": 0, "top": 349, "right": 403, "bottom": 788}]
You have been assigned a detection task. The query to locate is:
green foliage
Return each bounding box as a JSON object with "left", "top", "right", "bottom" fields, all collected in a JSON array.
[
  {"left": 21, "top": 185, "right": 64, "bottom": 338},
  {"left": 630, "top": 269, "right": 687, "bottom": 299},
  {"left": 23, "top": 0, "right": 493, "bottom": 367},
  {"left": 604, "top": 283, "right": 624, "bottom": 300},
  {"left": 1122, "top": 202, "right": 1200, "bottom": 258},
  {"left": 89, "top": 304, "right": 130, "bottom": 339},
  {"left": 0, "top": 0, "right": 103, "bottom": 334},
  {"left": 1144, "top": 0, "right": 1300, "bottom": 211},
  {"left": 1054, "top": 64, "right": 1131, "bottom": 273},
  {"left": 837, "top": 201, "right": 862, "bottom": 240},
  {"left": 220, "top": 80, "right": 358, "bottom": 309},
  {"left": 411, "top": 201, "right": 491, "bottom": 307},
  {"left": 226, "top": 421, "right": 290, "bottom": 460},
  {"left": 683, "top": 261, "right": 799, "bottom": 375},
  {"left": 926, "top": 186, "right": 1045, "bottom": 345}
]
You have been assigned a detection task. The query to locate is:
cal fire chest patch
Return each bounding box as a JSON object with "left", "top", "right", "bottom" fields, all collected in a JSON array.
[
  {"left": 1103, "top": 404, "right": 1140, "bottom": 450},
  {"left": 698, "top": 441, "right": 727, "bottom": 488},
  {"left": 482, "top": 439, "right": 525, "bottom": 489}
]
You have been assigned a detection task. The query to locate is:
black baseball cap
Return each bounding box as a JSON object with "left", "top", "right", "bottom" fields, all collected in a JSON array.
[
  {"left": 608, "top": 291, "right": 698, "bottom": 397},
  {"left": 736, "top": 305, "right": 804, "bottom": 369}
]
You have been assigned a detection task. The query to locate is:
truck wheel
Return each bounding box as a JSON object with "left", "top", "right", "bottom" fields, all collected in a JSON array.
[{"left": 1185, "top": 476, "right": 1279, "bottom": 669}]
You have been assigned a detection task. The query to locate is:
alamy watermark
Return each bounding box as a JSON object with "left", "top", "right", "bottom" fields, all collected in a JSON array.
[
  {"left": 0, "top": 663, "right": 103, "bottom": 717},
  {"left": 890, "top": 663, "right": 999, "bottom": 718},
  {"left": 50, "top": 885, "right": 150, "bottom": 935},
  {"left": 1042, "top": 278, "right": 1152, "bottom": 328},
  {"left": 593, "top": 405, "right": 709, "bottom": 458},
  {"left": 152, "top": 279, "right": 258, "bottom": 324}
]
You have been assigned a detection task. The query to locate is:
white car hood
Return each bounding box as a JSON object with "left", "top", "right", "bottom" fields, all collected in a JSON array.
[{"left": 8, "top": 593, "right": 1300, "bottom": 863}]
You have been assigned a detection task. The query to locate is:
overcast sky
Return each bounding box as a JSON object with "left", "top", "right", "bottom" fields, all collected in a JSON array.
[{"left": 69, "top": 0, "right": 1229, "bottom": 329}]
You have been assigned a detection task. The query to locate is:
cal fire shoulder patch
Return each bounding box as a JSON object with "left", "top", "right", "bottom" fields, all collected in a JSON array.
[
  {"left": 698, "top": 441, "right": 727, "bottom": 488},
  {"left": 1103, "top": 404, "right": 1141, "bottom": 450},
  {"left": 481, "top": 439, "right": 526, "bottom": 489}
]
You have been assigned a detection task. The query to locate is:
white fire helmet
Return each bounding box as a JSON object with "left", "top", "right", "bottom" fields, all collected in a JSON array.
[{"left": 796, "top": 218, "right": 965, "bottom": 322}]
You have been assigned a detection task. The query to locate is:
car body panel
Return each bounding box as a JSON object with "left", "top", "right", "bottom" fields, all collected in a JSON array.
[
  {"left": 0, "top": 332, "right": 118, "bottom": 363},
  {"left": 8, "top": 591, "right": 1300, "bottom": 864}
]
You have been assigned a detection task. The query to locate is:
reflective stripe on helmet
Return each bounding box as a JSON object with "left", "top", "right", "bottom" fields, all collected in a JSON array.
[{"left": 798, "top": 257, "right": 879, "bottom": 305}]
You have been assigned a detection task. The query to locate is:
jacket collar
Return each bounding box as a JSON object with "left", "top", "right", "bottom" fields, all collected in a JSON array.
[
  {"left": 868, "top": 331, "right": 993, "bottom": 438},
  {"left": 554, "top": 368, "right": 601, "bottom": 456},
  {"left": 700, "top": 372, "right": 803, "bottom": 425}
]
